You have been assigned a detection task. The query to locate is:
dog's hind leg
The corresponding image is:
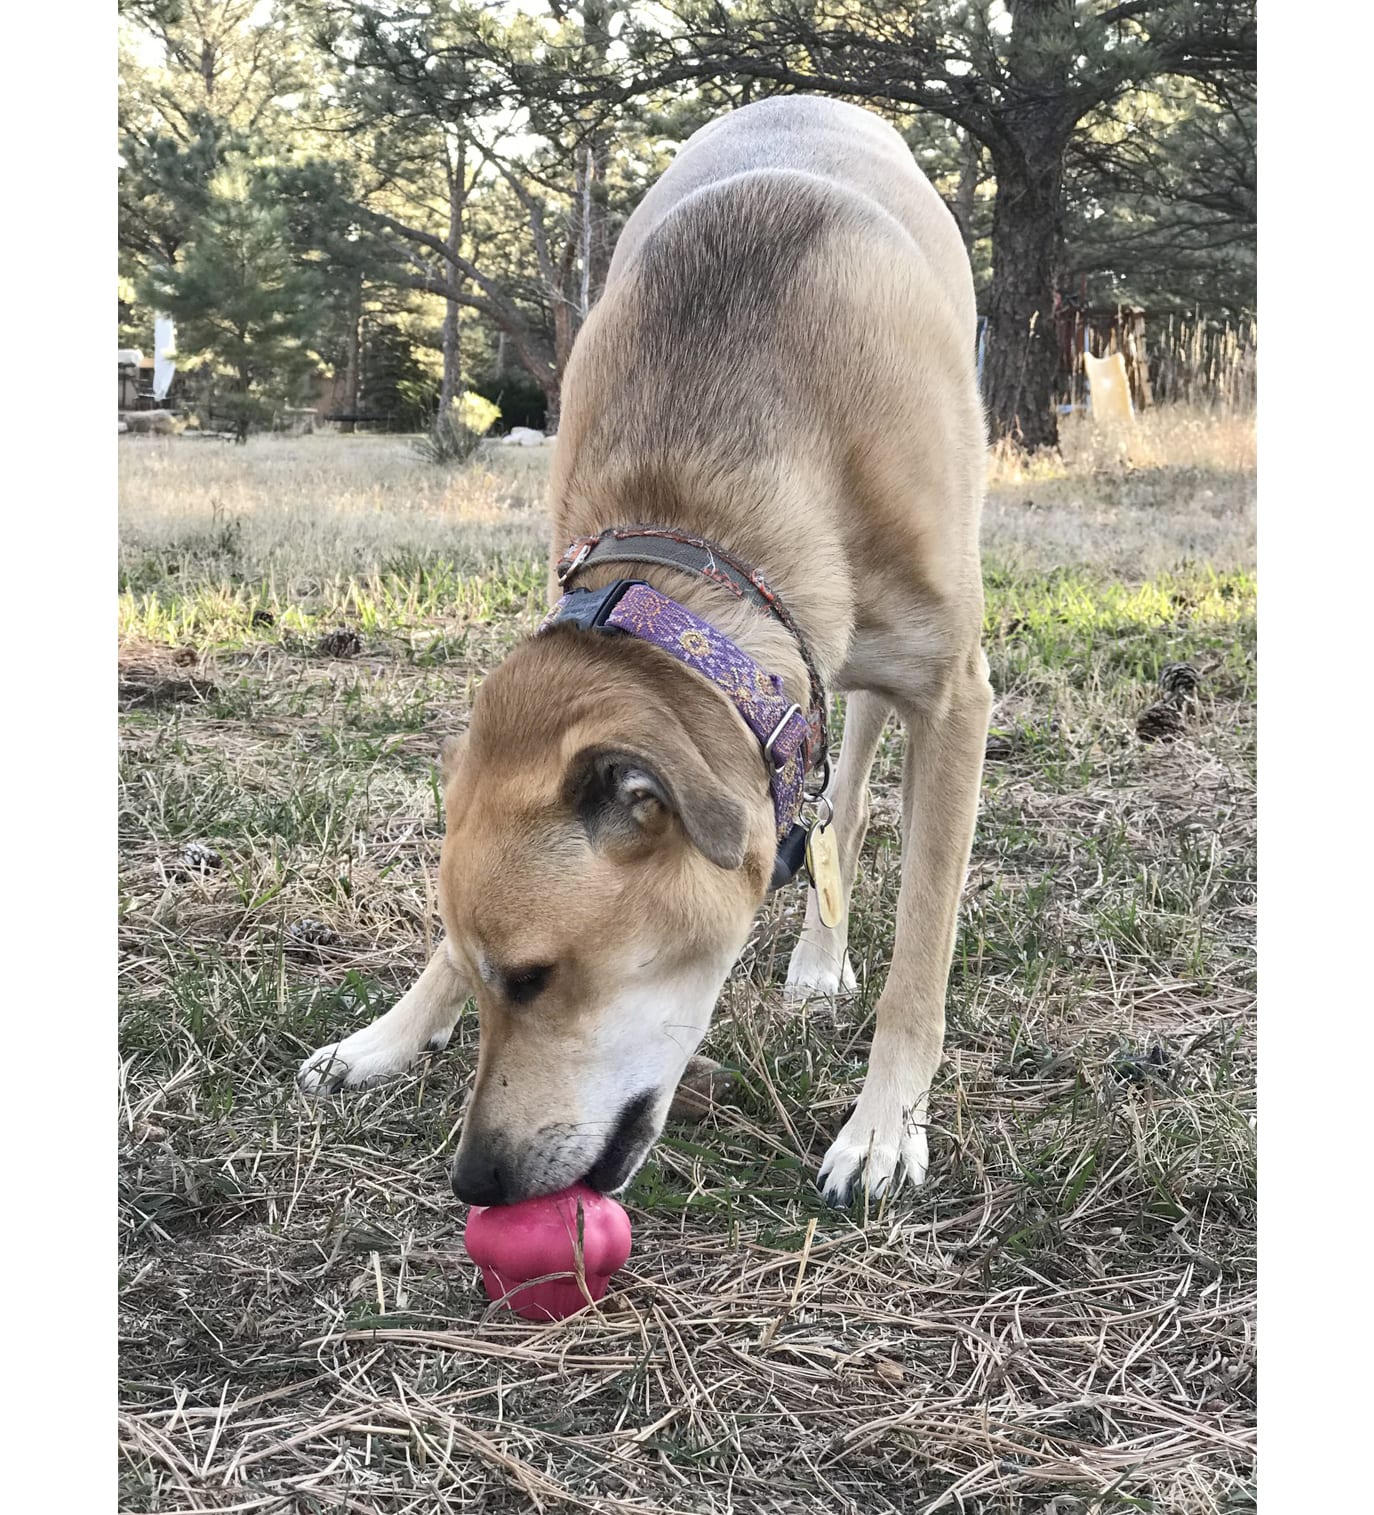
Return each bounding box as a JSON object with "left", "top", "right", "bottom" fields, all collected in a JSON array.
[
  {"left": 817, "top": 650, "right": 991, "bottom": 1205},
  {"left": 297, "top": 945, "right": 472, "bottom": 1094},
  {"left": 784, "top": 691, "right": 890, "bottom": 1000}
]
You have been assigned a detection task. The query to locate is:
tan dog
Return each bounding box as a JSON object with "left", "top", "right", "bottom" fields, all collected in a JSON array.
[{"left": 299, "top": 96, "right": 991, "bottom": 1207}]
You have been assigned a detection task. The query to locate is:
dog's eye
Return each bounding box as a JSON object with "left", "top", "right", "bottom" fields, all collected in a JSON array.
[{"left": 505, "top": 964, "right": 553, "bottom": 1004}]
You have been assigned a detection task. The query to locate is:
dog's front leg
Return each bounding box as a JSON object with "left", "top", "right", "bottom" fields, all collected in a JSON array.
[
  {"left": 817, "top": 658, "right": 991, "bottom": 1204},
  {"left": 785, "top": 691, "right": 890, "bottom": 999},
  {"left": 297, "top": 945, "right": 471, "bottom": 1093}
]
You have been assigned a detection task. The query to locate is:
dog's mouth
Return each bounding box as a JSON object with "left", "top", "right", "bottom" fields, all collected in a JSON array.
[{"left": 583, "top": 1089, "right": 660, "bottom": 1193}]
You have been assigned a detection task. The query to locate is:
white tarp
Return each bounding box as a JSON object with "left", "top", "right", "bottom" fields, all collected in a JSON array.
[{"left": 153, "top": 314, "right": 176, "bottom": 401}]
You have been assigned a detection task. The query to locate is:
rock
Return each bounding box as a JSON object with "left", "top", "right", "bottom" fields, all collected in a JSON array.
[
  {"left": 120, "top": 410, "right": 176, "bottom": 435},
  {"left": 118, "top": 420, "right": 129, "bottom": 434},
  {"left": 501, "top": 426, "right": 546, "bottom": 447},
  {"left": 668, "top": 1055, "right": 739, "bottom": 1122}
]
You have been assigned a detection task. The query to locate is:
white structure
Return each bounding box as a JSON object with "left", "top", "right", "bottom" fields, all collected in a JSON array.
[{"left": 153, "top": 314, "right": 177, "bottom": 403}]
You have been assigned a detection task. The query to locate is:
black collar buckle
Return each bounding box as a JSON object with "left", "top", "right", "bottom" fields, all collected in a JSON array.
[
  {"left": 770, "top": 821, "right": 810, "bottom": 891},
  {"left": 544, "top": 579, "right": 643, "bottom": 632}
]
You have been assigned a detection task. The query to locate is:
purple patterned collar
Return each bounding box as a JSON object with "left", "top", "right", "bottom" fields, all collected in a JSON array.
[{"left": 538, "top": 579, "right": 813, "bottom": 842}]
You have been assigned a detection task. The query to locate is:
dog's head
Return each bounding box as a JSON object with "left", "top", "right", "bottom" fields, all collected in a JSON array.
[{"left": 440, "top": 627, "right": 776, "bottom": 1205}]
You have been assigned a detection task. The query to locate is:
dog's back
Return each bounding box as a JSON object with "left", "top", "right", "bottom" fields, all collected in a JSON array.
[
  {"left": 607, "top": 95, "right": 974, "bottom": 334},
  {"left": 552, "top": 96, "right": 985, "bottom": 688}
]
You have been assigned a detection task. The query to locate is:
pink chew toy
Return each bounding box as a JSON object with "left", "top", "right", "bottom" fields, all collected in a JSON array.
[{"left": 463, "top": 1183, "right": 633, "bottom": 1322}]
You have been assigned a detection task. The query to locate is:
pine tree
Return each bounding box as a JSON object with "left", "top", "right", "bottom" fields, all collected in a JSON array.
[{"left": 141, "top": 166, "right": 326, "bottom": 439}]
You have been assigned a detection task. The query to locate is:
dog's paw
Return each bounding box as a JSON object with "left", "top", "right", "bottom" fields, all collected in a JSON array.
[
  {"left": 296, "top": 1029, "right": 418, "bottom": 1094},
  {"left": 784, "top": 934, "right": 857, "bottom": 1001},
  {"left": 817, "top": 1100, "right": 928, "bottom": 1208}
]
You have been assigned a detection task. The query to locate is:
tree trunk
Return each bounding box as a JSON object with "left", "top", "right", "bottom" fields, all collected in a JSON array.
[
  {"left": 339, "top": 276, "right": 361, "bottom": 435},
  {"left": 586, "top": 135, "right": 613, "bottom": 304},
  {"left": 437, "top": 138, "right": 466, "bottom": 421},
  {"left": 578, "top": 146, "right": 594, "bottom": 318},
  {"left": 983, "top": 150, "right": 1064, "bottom": 451},
  {"left": 580, "top": 1, "right": 615, "bottom": 306},
  {"left": 952, "top": 130, "right": 981, "bottom": 255},
  {"left": 551, "top": 251, "right": 577, "bottom": 406},
  {"left": 982, "top": 0, "right": 1079, "bottom": 451},
  {"left": 236, "top": 351, "right": 251, "bottom": 443},
  {"left": 542, "top": 376, "right": 561, "bottom": 435}
]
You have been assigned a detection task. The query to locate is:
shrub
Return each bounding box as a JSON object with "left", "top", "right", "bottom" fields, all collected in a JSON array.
[
  {"left": 412, "top": 412, "right": 485, "bottom": 466},
  {"left": 456, "top": 391, "right": 501, "bottom": 436}
]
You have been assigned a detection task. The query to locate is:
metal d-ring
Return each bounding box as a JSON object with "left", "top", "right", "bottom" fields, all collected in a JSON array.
[
  {"left": 762, "top": 703, "right": 802, "bottom": 769},
  {"left": 557, "top": 541, "right": 592, "bottom": 582}
]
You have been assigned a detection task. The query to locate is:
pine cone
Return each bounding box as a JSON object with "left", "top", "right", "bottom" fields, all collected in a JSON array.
[
  {"left": 1136, "top": 701, "right": 1186, "bottom": 743},
  {"left": 1159, "top": 661, "right": 1202, "bottom": 709},
  {"left": 1110, "top": 1044, "right": 1171, "bottom": 1086},
  {"left": 985, "top": 730, "right": 1016, "bottom": 761},
  {"left": 288, "top": 918, "right": 340, "bottom": 949},
  {"left": 171, "top": 842, "right": 223, "bottom": 881},
  {"left": 317, "top": 627, "right": 362, "bottom": 658}
]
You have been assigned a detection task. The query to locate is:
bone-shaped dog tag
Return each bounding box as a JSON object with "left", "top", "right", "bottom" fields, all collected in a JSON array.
[{"left": 805, "top": 822, "right": 843, "bottom": 929}]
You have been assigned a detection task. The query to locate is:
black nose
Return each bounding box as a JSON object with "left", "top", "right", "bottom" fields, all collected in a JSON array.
[{"left": 450, "top": 1146, "right": 511, "bottom": 1206}]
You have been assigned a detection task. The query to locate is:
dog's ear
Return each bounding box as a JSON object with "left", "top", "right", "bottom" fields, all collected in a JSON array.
[
  {"left": 568, "top": 746, "right": 748, "bottom": 870},
  {"left": 439, "top": 732, "right": 468, "bottom": 788}
]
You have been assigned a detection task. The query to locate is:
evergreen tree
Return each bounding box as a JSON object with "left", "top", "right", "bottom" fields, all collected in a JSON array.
[
  {"left": 141, "top": 166, "right": 327, "bottom": 439},
  {"left": 1065, "top": 72, "right": 1255, "bottom": 316}
]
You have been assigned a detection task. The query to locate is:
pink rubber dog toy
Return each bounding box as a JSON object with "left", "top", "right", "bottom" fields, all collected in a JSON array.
[{"left": 463, "top": 1183, "right": 632, "bottom": 1322}]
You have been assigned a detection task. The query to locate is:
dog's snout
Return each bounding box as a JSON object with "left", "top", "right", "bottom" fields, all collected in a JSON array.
[{"left": 450, "top": 1146, "right": 512, "bottom": 1206}]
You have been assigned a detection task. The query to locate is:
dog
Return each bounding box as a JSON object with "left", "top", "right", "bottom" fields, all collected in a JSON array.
[{"left": 298, "top": 95, "right": 991, "bottom": 1208}]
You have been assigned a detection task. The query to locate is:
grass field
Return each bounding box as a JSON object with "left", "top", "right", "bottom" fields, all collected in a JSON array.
[{"left": 118, "top": 419, "right": 1256, "bottom": 1514}]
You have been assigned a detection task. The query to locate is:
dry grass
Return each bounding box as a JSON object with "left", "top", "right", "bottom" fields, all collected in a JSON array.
[
  {"left": 118, "top": 415, "right": 1255, "bottom": 1513},
  {"left": 983, "top": 407, "right": 1256, "bottom": 577},
  {"left": 991, "top": 406, "right": 1257, "bottom": 484},
  {"left": 118, "top": 435, "right": 552, "bottom": 584}
]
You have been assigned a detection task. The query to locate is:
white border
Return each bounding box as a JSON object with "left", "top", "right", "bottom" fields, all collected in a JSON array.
[
  {"left": 7, "top": 4, "right": 1352, "bottom": 1508},
  {"left": 1259, "top": 4, "right": 1371, "bottom": 1507},
  {"left": 3, "top": 2, "right": 115, "bottom": 1509}
]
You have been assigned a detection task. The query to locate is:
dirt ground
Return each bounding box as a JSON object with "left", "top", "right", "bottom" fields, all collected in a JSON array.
[{"left": 118, "top": 424, "right": 1256, "bottom": 1514}]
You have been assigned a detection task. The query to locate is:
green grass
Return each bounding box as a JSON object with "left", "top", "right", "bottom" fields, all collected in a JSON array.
[{"left": 118, "top": 431, "right": 1255, "bottom": 1514}]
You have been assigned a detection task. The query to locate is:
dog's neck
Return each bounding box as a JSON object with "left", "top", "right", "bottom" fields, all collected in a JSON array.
[
  {"left": 554, "top": 558, "right": 812, "bottom": 717},
  {"left": 550, "top": 454, "right": 852, "bottom": 714}
]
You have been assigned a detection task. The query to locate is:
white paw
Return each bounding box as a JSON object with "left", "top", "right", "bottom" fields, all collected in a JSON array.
[
  {"left": 817, "top": 1099, "right": 929, "bottom": 1207},
  {"left": 784, "top": 932, "right": 857, "bottom": 1001},
  {"left": 296, "top": 1026, "right": 421, "bottom": 1094}
]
